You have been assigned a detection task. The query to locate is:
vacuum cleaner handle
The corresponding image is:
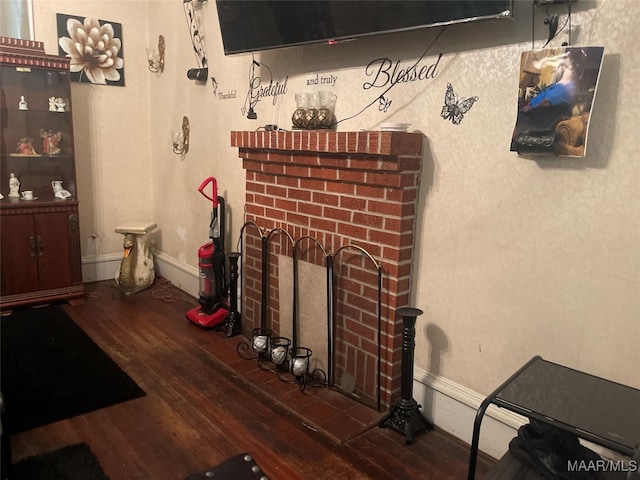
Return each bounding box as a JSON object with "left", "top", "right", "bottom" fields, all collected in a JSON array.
[
  {"left": 216, "top": 197, "right": 225, "bottom": 251},
  {"left": 198, "top": 176, "right": 219, "bottom": 208}
]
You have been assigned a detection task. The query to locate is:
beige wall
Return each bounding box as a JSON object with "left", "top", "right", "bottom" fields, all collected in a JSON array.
[
  {"left": 31, "top": 0, "right": 639, "bottom": 395},
  {"left": 32, "top": 0, "right": 153, "bottom": 259}
]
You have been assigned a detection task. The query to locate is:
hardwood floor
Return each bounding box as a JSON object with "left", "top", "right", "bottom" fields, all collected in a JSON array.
[{"left": 8, "top": 279, "right": 497, "bottom": 479}]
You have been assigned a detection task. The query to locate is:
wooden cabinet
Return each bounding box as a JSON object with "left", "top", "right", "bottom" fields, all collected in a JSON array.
[{"left": 1, "top": 37, "right": 83, "bottom": 309}]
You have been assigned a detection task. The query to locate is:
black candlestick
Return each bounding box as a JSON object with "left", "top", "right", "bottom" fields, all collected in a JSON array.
[
  {"left": 222, "top": 252, "right": 242, "bottom": 338},
  {"left": 379, "top": 306, "right": 433, "bottom": 444}
]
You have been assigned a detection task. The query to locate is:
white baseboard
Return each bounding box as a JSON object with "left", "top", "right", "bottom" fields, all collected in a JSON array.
[
  {"left": 81, "top": 253, "right": 122, "bottom": 283},
  {"left": 413, "top": 365, "right": 526, "bottom": 460},
  {"left": 81, "top": 251, "right": 199, "bottom": 297}
]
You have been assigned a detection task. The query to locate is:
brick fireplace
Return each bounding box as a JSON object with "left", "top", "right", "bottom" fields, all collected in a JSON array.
[{"left": 231, "top": 130, "right": 424, "bottom": 408}]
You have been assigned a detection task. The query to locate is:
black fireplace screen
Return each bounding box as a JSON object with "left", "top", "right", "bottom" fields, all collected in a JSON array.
[{"left": 237, "top": 222, "right": 383, "bottom": 410}]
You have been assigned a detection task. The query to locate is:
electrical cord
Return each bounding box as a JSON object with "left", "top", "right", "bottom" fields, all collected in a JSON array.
[
  {"left": 533, "top": 1, "right": 572, "bottom": 49},
  {"left": 543, "top": 11, "right": 570, "bottom": 47},
  {"left": 243, "top": 55, "right": 259, "bottom": 118},
  {"left": 255, "top": 124, "right": 286, "bottom": 132},
  {"left": 243, "top": 54, "right": 276, "bottom": 120},
  {"left": 151, "top": 277, "right": 188, "bottom": 303}
]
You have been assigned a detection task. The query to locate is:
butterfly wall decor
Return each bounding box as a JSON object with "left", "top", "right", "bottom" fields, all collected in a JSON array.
[{"left": 441, "top": 83, "right": 479, "bottom": 125}]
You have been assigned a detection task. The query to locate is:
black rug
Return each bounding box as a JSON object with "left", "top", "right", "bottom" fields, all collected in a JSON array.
[
  {"left": 10, "top": 443, "right": 109, "bottom": 480},
  {"left": 1, "top": 305, "right": 146, "bottom": 434}
]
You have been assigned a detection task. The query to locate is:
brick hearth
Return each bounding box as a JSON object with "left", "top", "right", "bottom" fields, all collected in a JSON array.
[{"left": 231, "top": 130, "right": 424, "bottom": 408}]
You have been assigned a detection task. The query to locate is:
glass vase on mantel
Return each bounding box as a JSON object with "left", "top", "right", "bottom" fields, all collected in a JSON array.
[
  {"left": 317, "top": 90, "right": 336, "bottom": 128},
  {"left": 292, "top": 92, "right": 308, "bottom": 129},
  {"left": 291, "top": 91, "right": 337, "bottom": 130}
]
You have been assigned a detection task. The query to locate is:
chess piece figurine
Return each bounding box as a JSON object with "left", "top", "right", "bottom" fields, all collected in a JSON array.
[{"left": 18, "top": 95, "right": 28, "bottom": 110}]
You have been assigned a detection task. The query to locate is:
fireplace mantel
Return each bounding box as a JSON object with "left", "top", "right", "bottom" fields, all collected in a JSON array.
[
  {"left": 231, "top": 130, "right": 424, "bottom": 157},
  {"left": 231, "top": 130, "right": 425, "bottom": 408}
]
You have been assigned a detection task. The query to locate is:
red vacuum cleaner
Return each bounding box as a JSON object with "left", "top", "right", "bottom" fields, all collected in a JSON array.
[{"left": 186, "top": 177, "right": 229, "bottom": 328}]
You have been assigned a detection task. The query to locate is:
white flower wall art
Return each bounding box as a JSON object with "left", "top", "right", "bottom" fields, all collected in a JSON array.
[{"left": 56, "top": 13, "right": 125, "bottom": 86}]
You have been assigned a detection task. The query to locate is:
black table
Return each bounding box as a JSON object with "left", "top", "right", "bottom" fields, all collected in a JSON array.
[{"left": 468, "top": 356, "right": 640, "bottom": 480}]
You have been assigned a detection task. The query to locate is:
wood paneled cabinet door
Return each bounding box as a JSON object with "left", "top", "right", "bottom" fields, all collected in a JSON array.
[
  {"left": 0, "top": 37, "right": 84, "bottom": 309},
  {"left": 1, "top": 210, "right": 82, "bottom": 296}
]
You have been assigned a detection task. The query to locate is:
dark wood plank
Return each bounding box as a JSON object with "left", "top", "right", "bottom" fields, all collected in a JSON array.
[{"left": 7, "top": 280, "right": 496, "bottom": 479}]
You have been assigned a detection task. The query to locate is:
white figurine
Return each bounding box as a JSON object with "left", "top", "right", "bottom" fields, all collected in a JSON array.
[
  {"left": 49, "top": 97, "right": 57, "bottom": 112},
  {"left": 55, "top": 97, "right": 66, "bottom": 112},
  {"left": 18, "top": 96, "right": 28, "bottom": 110},
  {"left": 8, "top": 173, "right": 20, "bottom": 197}
]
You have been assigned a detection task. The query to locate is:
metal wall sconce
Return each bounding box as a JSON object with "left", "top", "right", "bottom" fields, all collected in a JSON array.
[
  {"left": 147, "top": 35, "right": 165, "bottom": 74},
  {"left": 172, "top": 116, "right": 190, "bottom": 155}
]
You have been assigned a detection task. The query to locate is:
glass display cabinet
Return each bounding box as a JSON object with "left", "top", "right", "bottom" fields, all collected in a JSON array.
[{"left": 0, "top": 36, "right": 83, "bottom": 309}]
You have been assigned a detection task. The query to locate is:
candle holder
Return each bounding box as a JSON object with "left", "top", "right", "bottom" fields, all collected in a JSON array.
[
  {"left": 303, "top": 93, "right": 319, "bottom": 130},
  {"left": 259, "top": 336, "right": 290, "bottom": 373},
  {"left": 317, "top": 91, "right": 337, "bottom": 128},
  {"left": 292, "top": 92, "right": 308, "bottom": 129},
  {"left": 237, "top": 327, "right": 272, "bottom": 361},
  {"left": 291, "top": 91, "right": 337, "bottom": 130},
  {"left": 252, "top": 328, "right": 271, "bottom": 354},
  {"left": 289, "top": 347, "right": 311, "bottom": 391},
  {"left": 270, "top": 336, "right": 291, "bottom": 367},
  {"left": 285, "top": 347, "right": 327, "bottom": 392},
  {"left": 379, "top": 307, "right": 433, "bottom": 444}
]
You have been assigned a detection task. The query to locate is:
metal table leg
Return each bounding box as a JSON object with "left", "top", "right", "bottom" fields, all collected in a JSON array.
[
  {"left": 467, "top": 356, "right": 541, "bottom": 480},
  {"left": 467, "top": 396, "right": 493, "bottom": 480}
]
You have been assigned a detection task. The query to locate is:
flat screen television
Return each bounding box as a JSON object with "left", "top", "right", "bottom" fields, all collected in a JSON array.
[{"left": 216, "top": 1, "right": 514, "bottom": 55}]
